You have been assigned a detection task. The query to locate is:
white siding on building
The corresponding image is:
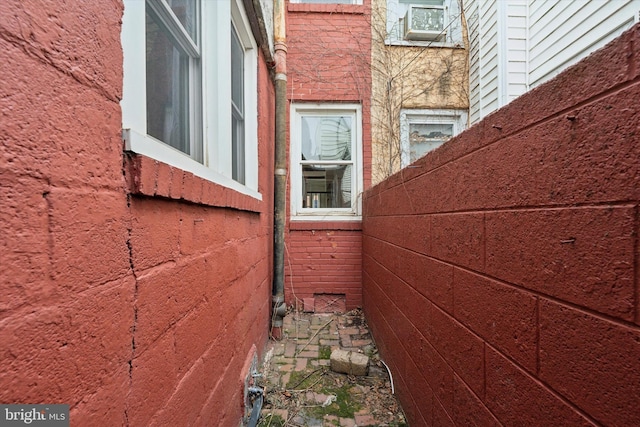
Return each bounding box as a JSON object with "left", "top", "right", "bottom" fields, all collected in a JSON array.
[
  {"left": 529, "top": 0, "right": 639, "bottom": 87},
  {"left": 505, "top": 1, "right": 528, "bottom": 101},
  {"left": 467, "top": 0, "right": 481, "bottom": 124},
  {"left": 479, "top": 0, "right": 500, "bottom": 115},
  {"left": 466, "top": 0, "right": 640, "bottom": 124}
]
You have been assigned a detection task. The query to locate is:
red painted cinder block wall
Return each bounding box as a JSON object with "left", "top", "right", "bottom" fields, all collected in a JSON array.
[
  {"left": 363, "top": 24, "right": 640, "bottom": 426},
  {"left": 285, "top": 1, "right": 372, "bottom": 310},
  {"left": 0, "top": 1, "right": 274, "bottom": 426}
]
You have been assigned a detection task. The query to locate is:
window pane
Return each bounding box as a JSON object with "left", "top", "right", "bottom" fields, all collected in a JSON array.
[
  {"left": 231, "top": 25, "right": 244, "bottom": 183},
  {"left": 302, "top": 164, "right": 352, "bottom": 208},
  {"left": 298, "top": 0, "right": 354, "bottom": 3},
  {"left": 301, "top": 116, "right": 352, "bottom": 161},
  {"left": 232, "top": 110, "right": 245, "bottom": 184},
  {"left": 146, "top": 6, "right": 190, "bottom": 154},
  {"left": 166, "top": 0, "right": 198, "bottom": 41},
  {"left": 231, "top": 26, "right": 244, "bottom": 113},
  {"left": 409, "top": 122, "right": 453, "bottom": 162}
]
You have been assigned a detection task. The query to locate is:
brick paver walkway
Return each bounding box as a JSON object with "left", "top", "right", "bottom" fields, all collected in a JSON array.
[{"left": 257, "top": 310, "right": 407, "bottom": 426}]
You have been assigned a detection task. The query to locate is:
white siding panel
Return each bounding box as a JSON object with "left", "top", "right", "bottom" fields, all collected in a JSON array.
[
  {"left": 479, "top": 0, "right": 499, "bottom": 118},
  {"left": 467, "top": 0, "right": 481, "bottom": 124},
  {"left": 467, "top": 0, "right": 479, "bottom": 123},
  {"left": 505, "top": 0, "right": 528, "bottom": 106},
  {"left": 529, "top": 0, "right": 639, "bottom": 88}
]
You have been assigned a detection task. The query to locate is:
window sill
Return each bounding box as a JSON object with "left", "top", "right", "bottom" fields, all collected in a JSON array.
[
  {"left": 384, "top": 39, "right": 465, "bottom": 49},
  {"left": 288, "top": 3, "right": 364, "bottom": 14},
  {"left": 124, "top": 153, "right": 262, "bottom": 212},
  {"left": 290, "top": 219, "right": 362, "bottom": 231}
]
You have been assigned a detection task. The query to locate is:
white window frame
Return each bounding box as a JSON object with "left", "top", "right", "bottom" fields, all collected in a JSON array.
[
  {"left": 121, "top": 0, "right": 260, "bottom": 199},
  {"left": 290, "top": 103, "right": 363, "bottom": 221},
  {"left": 290, "top": 0, "right": 362, "bottom": 4},
  {"left": 400, "top": 108, "right": 467, "bottom": 167}
]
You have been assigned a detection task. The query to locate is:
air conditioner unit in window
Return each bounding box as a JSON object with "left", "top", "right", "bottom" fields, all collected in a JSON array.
[{"left": 404, "top": 5, "right": 446, "bottom": 41}]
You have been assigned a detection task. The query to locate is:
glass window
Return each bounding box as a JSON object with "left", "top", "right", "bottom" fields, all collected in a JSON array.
[
  {"left": 292, "top": 0, "right": 358, "bottom": 4},
  {"left": 145, "top": 0, "right": 201, "bottom": 159},
  {"left": 122, "top": 0, "right": 260, "bottom": 197},
  {"left": 409, "top": 122, "right": 453, "bottom": 163},
  {"left": 231, "top": 24, "right": 245, "bottom": 184},
  {"left": 400, "top": 109, "right": 468, "bottom": 167},
  {"left": 291, "top": 105, "right": 362, "bottom": 218},
  {"left": 300, "top": 116, "right": 353, "bottom": 209},
  {"left": 146, "top": 9, "right": 189, "bottom": 154}
]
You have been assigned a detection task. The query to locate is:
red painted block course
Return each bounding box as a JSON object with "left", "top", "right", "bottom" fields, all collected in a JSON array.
[
  {"left": 1, "top": 39, "right": 124, "bottom": 189},
  {"left": 0, "top": 0, "right": 124, "bottom": 99},
  {"left": 0, "top": 174, "right": 53, "bottom": 312},
  {"left": 128, "top": 331, "right": 178, "bottom": 426},
  {"left": 402, "top": 214, "right": 431, "bottom": 255},
  {"left": 173, "top": 300, "right": 222, "bottom": 377},
  {"left": 404, "top": 250, "right": 454, "bottom": 313},
  {"left": 539, "top": 299, "right": 640, "bottom": 426},
  {"left": 180, "top": 207, "right": 224, "bottom": 256},
  {"left": 69, "top": 365, "right": 129, "bottom": 426},
  {"left": 454, "top": 269, "right": 538, "bottom": 372},
  {"left": 431, "top": 213, "right": 485, "bottom": 271},
  {"left": 363, "top": 24, "right": 640, "bottom": 427},
  {"left": 430, "top": 306, "right": 486, "bottom": 397},
  {"left": 486, "top": 347, "right": 595, "bottom": 427},
  {"left": 49, "top": 188, "right": 131, "bottom": 290},
  {"left": 134, "top": 256, "right": 208, "bottom": 352},
  {"left": 452, "top": 375, "right": 500, "bottom": 427},
  {"left": 129, "top": 199, "right": 181, "bottom": 270},
  {"left": 0, "top": 277, "right": 134, "bottom": 406},
  {"left": 432, "top": 397, "right": 455, "bottom": 427},
  {"left": 485, "top": 207, "right": 635, "bottom": 320},
  {"left": 156, "top": 161, "right": 172, "bottom": 197}
]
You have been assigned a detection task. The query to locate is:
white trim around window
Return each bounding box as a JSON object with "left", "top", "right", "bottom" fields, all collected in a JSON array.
[
  {"left": 290, "top": 103, "right": 363, "bottom": 221},
  {"left": 121, "top": 0, "right": 260, "bottom": 199},
  {"left": 400, "top": 108, "right": 468, "bottom": 167},
  {"left": 290, "top": 0, "right": 363, "bottom": 4}
]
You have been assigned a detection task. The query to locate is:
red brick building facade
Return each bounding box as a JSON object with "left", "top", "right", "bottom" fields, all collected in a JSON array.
[
  {"left": 284, "top": 0, "right": 372, "bottom": 312},
  {"left": 1, "top": 0, "right": 275, "bottom": 425}
]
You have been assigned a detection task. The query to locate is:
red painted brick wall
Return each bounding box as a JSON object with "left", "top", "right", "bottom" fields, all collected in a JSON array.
[
  {"left": 286, "top": 222, "right": 363, "bottom": 310},
  {"left": 285, "top": 1, "right": 371, "bottom": 310},
  {"left": 0, "top": 1, "right": 274, "bottom": 426},
  {"left": 363, "top": 24, "right": 640, "bottom": 426}
]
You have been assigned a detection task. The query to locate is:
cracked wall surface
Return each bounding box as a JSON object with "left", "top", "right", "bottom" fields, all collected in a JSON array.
[{"left": 0, "top": 1, "right": 275, "bottom": 425}]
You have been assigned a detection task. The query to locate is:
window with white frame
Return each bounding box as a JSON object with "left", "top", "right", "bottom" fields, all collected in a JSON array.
[
  {"left": 290, "top": 0, "right": 361, "bottom": 4},
  {"left": 400, "top": 109, "right": 467, "bottom": 167},
  {"left": 386, "top": 0, "right": 463, "bottom": 46},
  {"left": 290, "top": 104, "right": 363, "bottom": 219},
  {"left": 121, "top": 0, "right": 259, "bottom": 197}
]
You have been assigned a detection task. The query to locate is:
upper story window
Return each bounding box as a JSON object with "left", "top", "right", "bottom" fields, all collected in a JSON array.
[
  {"left": 400, "top": 109, "right": 467, "bottom": 167},
  {"left": 121, "top": 0, "right": 259, "bottom": 197},
  {"left": 291, "top": 0, "right": 361, "bottom": 4},
  {"left": 386, "top": 0, "right": 463, "bottom": 46},
  {"left": 291, "top": 104, "right": 363, "bottom": 220}
]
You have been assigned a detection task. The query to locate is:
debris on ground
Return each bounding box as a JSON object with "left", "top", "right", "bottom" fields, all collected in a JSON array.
[
  {"left": 256, "top": 308, "right": 407, "bottom": 427},
  {"left": 330, "top": 349, "right": 369, "bottom": 376}
]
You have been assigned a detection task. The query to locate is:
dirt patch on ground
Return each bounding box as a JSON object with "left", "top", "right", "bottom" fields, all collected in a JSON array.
[{"left": 256, "top": 309, "right": 407, "bottom": 426}]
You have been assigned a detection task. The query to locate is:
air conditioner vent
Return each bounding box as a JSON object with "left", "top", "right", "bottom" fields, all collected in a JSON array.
[{"left": 404, "top": 4, "right": 446, "bottom": 41}]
